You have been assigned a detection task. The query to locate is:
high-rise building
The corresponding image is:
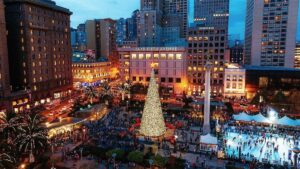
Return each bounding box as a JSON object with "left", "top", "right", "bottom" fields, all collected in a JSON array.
[
  {"left": 5, "top": 0, "right": 73, "bottom": 103},
  {"left": 0, "top": 1, "right": 10, "bottom": 99},
  {"left": 229, "top": 40, "right": 244, "bottom": 65},
  {"left": 116, "top": 18, "right": 127, "bottom": 46},
  {"left": 244, "top": 0, "right": 299, "bottom": 68},
  {"left": 295, "top": 42, "right": 300, "bottom": 69},
  {"left": 138, "top": 0, "right": 163, "bottom": 47},
  {"left": 162, "top": 0, "right": 188, "bottom": 46},
  {"left": 187, "top": 0, "right": 229, "bottom": 95},
  {"left": 194, "top": 0, "right": 229, "bottom": 29},
  {"left": 187, "top": 27, "right": 228, "bottom": 95},
  {"left": 126, "top": 10, "right": 139, "bottom": 41},
  {"left": 85, "top": 19, "right": 117, "bottom": 60}
]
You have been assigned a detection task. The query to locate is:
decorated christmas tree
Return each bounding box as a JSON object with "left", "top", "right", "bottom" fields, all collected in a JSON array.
[{"left": 140, "top": 70, "right": 166, "bottom": 137}]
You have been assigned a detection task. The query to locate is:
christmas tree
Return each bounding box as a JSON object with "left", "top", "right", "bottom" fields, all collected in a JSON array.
[{"left": 140, "top": 70, "right": 166, "bottom": 137}]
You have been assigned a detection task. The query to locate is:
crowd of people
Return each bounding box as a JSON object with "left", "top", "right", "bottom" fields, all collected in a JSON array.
[{"left": 224, "top": 124, "right": 300, "bottom": 166}]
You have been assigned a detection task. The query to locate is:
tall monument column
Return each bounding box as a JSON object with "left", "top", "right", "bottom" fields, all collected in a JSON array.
[{"left": 203, "top": 62, "right": 212, "bottom": 134}]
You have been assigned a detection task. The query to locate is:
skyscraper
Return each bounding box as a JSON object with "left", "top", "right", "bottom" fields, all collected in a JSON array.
[
  {"left": 126, "top": 10, "right": 139, "bottom": 41},
  {"left": 137, "top": 0, "right": 188, "bottom": 47},
  {"left": 244, "top": 0, "right": 299, "bottom": 68},
  {"left": 138, "top": 0, "right": 163, "bottom": 47},
  {"left": 162, "top": 0, "right": 188, "bottom": 46},
  {"left": 187, "top": 0, "right": 229, "bottom": 95},
  {"left": 116, "top": 18, "right": 127, "bottom": 46},
  {"left": 194, "top": 0, "right": 229, "bottom": 29},
  {"left": 5, "top": 0, "right": 73, "bottom": 103},
  {"left": 85, "top": 19, "right": 116, "bottom": 60}
]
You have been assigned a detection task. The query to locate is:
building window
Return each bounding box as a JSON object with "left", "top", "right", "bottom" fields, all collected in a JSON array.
[
  {"left": 146, "top": 77, "right": 150, "bottom": 82},
  {"left": 168, "top": 54, "right": 174, "bottom": 60},
  {"left": 226, "top": 83, "right": 230, "bottom": 89},
  {"left": 169, "top": 78, "right": 174, "bottom": 83},
  {"left": 176, "top": 54, "right": 182, "bottom": 60},
  {"left": 176, "top": 78, "right": 181, "bottom": 83},
  {"left": 138, "top": 54, "right": 144, "bottom": 59},
  {"left": 161, "top": 78, "right": 166, "bottom": 82},
  {"left": 132, "top": 76, "right": 136, "bottom": 81},
  {"left": 139, "top": 77, "right": 143, "bottom": 81},
  {"left": 146, "top": 54, "right": 151, "bottom": 59},
  {"left": 160, "top": 54, "right": 166, "bottom": 59}
]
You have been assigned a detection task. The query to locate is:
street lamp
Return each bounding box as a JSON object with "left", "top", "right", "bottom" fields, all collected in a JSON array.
[
  {"left": 174, "top": 135, "right": 178, "bottom": 153},
  {"left": 149, "top": 159, "right": 154, "bottom": 169},
  {"left": 112, "top": 153, "right": 117, "bottom": 169},
  {"left": 79, "top": 147, "right": 83, "bottom": 160},
  {"left": 19, "top": 163, "right": 26, "bottom": 169}
]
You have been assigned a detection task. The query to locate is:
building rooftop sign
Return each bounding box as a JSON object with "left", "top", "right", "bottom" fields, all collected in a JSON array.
[{"left": 117, "top": 47, "right": 186, "bottom": 52}]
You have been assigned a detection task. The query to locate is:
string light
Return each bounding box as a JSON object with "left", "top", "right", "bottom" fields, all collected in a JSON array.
[{"left": 140, "top": 70, "right": 166, "bottom": 137}]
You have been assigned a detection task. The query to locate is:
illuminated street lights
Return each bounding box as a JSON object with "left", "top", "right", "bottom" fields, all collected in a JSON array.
[
  {"left": 149, "top": 159, "right": 154, "bottom": 169},
  {"left": 112, "top": 153, "right": 117, "bottom": 169}
]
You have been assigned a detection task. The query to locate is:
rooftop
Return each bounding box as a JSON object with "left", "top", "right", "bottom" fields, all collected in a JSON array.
[
  {"left": 117, "top": 47, "right": 186, "bottom": 52},
  {"left": 244, "top": 65, "right": 300, "bottom": 72},
  {"left": 4, "top": 0, "right": 72, "bottom": 14}
]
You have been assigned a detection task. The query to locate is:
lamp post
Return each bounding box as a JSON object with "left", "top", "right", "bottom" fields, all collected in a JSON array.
[
  {"left": 112, "top": 153, "right": 117, "bottom": 169},
  {"left": 174, "top": 135, "right": 178, "bottom": 153},
  {"left": 79, "top": 147, "right": 83, "bottom": 160},
  {"left": 149, "top": 159, "right": 154, "bottom": 169}
]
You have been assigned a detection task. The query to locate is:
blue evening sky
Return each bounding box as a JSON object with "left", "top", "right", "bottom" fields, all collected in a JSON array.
[{"left": 54, "top": 0, "right": 300, "bottom": 40}]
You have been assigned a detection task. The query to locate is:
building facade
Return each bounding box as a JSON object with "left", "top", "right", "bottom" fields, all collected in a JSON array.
[
  {"left": 72, "top": 61, "right": 111, "bottom": 88},
  {"left": 194, "top": 0, "right": 229, "bottom": 29},
  {"left": 295, "top": 42, "right": 300, "bottom": 68},
  {"left": 5, "top": 0, "right": 73, "bottom": 105},
  {"left": 224, "top": 65, "right": 246, "bottom": 98},
  {"left": 126, "top": 10, "right": 139, "bottom": 41},
  {"left": 116, "top": 18, "right": 127, "bottom": 46},
  {"left": 245, "top": 66, "right": 300, "bottom": 99},
  {"left": 118, "top": 47, "right": 187, "bottom": 94},
  {"left": 187, "top": 27, "right": 228, "bottom": 95},
  {"left": 85, "top": 19, "right": 117, "bottom": 60},
  {"left": 244, "top": 0, "right": 299, "bottom": 68},
  {"left": 137, "top": 0, "right": 188, "bottom": 47},
  {"left": 0, "top": 0, "right": 11, "bottom": 113},
  {"left": 137, "top": 0, "right": 163, "bottom": 47},
  {"left": 229, "top": 40, "right": 244, "bottom": 64},
  {"left": 161, "top": 0, "right": 188, "bottom": 46}
]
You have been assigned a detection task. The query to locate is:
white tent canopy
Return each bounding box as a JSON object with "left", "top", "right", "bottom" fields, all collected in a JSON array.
[
  {"left": 200, "top": 134, "right": 218, "bottom": 145},
  {"left": 233, "top": 112, "right": 300, "bottom": 127},
  {"left": 233, "top": 112, "right": 252, "bottom": 121},
  {"left": 277, "top": 116, "right": 298, "bottom": 127},
  {"left": 252, "top": 113, "right": 269, "bottom": 123}
]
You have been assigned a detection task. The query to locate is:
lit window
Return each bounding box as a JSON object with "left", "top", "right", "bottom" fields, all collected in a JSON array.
[
  {"left": 176, "top": 54, "right": 182, "bottom": 60},
  {"left": 160, "top": 54, "right": 166, "bottom": 59},
  {"left": 168, "top": 54, "right": 174, "bottom": 60},
  {"left": 138, "top": 54, "right": 144, "bottom": 59},
  {"left": 146, "top": 54, "right": 151, "bottom": 59},
  {"left": 131, "top": 54, "right": 137, "bottom": 59}
]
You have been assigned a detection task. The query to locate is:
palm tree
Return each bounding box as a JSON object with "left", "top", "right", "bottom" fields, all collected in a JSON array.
[
  {"left": 100, "top": 82, "right": 112, "bottom": 105},
  {"left": 118, "top": 83, "right": 129, "bottom": 101},
  {"left": 0, "top": 142, "right": 16, "bottom": 169},
  {"left": 16, "top": 113, "right": 48, "bottom": 163},
  {"left": 84, "top": 86, "right": 98, "bottom": 104},
  {"left": 0, "top": 112, "right": 24, "bottom": 142}
]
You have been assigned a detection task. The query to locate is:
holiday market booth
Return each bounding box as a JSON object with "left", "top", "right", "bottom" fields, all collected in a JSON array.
[{"left": 199, "top": 134, "right": 218, "bottom": 152}]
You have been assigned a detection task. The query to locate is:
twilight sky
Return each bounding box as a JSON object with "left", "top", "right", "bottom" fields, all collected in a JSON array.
[{"left": 54, "top": 0, "right": 300, "bottom": 40}]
